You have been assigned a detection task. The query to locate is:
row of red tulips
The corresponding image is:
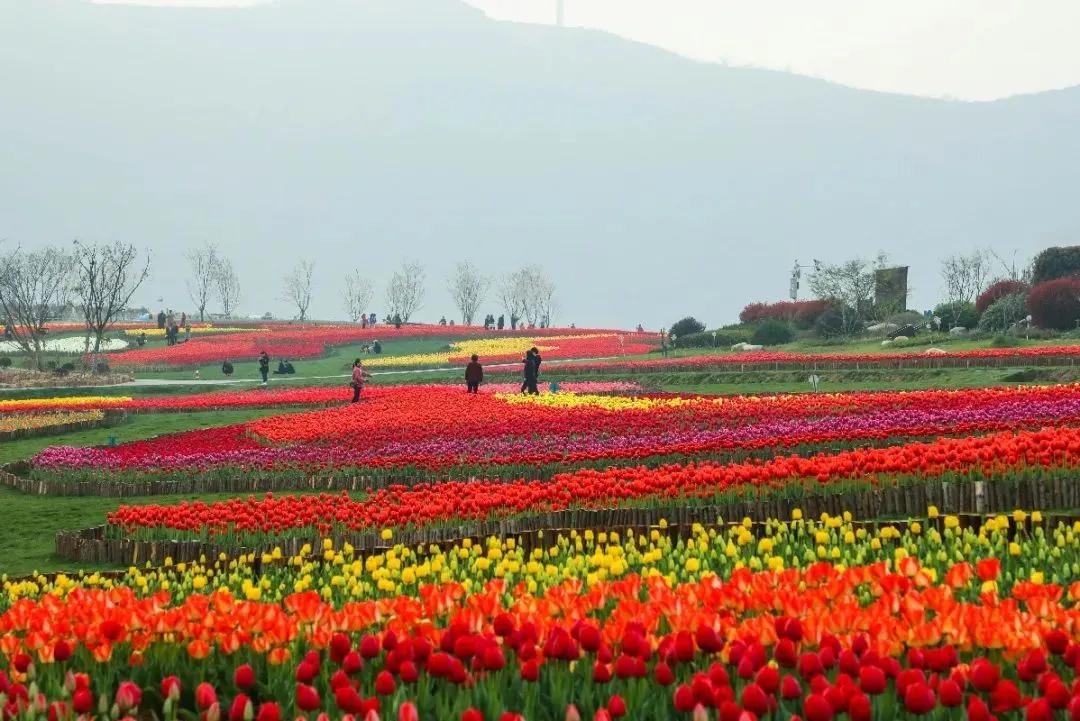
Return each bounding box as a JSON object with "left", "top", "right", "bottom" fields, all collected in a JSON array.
[{"left": 102, "top": 424, "right": 1080, "bottom": 537}]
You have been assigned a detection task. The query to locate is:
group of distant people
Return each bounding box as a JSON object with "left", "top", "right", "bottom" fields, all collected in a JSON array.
[
  {"left": 156, "top": 309, "right": 190, "bottom": 346},
  {"left": 344, "top": 346, "right": 542, "bottom": 402}
]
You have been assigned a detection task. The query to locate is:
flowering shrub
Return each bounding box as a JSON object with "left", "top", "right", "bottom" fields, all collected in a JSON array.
[
  {"left": 1027, "top": 277, "right": 1080, "bottom": 330},
  {"left": 976, "top": 280, "right": 1029, "bottom": 313},
  {"left": 739, "top": 300, "right": 829, "bottom": 325}
]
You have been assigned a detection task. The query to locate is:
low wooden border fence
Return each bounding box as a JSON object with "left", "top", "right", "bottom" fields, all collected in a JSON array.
[{"left": 54, "top": 475, "right": 1080, "bottom": 567}]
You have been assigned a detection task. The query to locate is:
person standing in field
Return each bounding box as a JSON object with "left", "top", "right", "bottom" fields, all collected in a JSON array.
[
  {"left": 258, "top": 350, "right": 270, "bottom": 386},
  {"left": 520, "top": 348, "right": 533, "bottom": 394},
  {"left": 350, "top": 358, "right": 370, "bottom": 402},
  {"left": 527, "top": 346, "right": 542, "bottom": 395},
  {"left": 521, "top": 347, "right": 541, "bottom": 395},
  {"left": 465, "top": 354, "right": 483, "bottom": 394}
]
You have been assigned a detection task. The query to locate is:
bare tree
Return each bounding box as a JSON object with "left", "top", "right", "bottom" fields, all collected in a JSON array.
[
  {"left": 809, "top": 253, "right": 889, "bottom": 334},
  {"left": 0, "top": 246, "right": 73, "bottom": 370},
  {"left": 521, "top": 265, "right": 556, "bottom": 327},
  {"left": 343, "top": 269, "right": 374, "bottom": 322},
  {"left": 186, "top": 242, "right": 220, "bottom": 321},
  {"left": 282, "top": 259, "right": 315, "bottom": 321},
  {"left": 941, "top": 249, "right": 991, "bottom": 305},
  {"left": 498, "top": 270, "right": 529, "bottom": 330},
  {"left": 384, "top": 260, "right": 425, "bottom": 323},
  {"left": 500, "top": 265, "right": 557, "bottom": 327},
  {"left": 989, "top": 249, "right": 1034, "bottom": 284},
  {"left": 215, "top": 258, "right": 241, "bottom": 319},
  {"left": 71, "top": 240, "right": 150, "bottom": 354},
  {"left": 447, "top": 261, "right": 489, "bottom": 325}
]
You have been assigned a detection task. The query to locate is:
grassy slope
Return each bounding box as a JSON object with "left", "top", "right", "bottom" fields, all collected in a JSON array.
[
  {"left": 0, "top": 486, "right": 346, "bottom": 576},
  {"left": 0, "top": 407, "right": 319, "bottom": 576}
]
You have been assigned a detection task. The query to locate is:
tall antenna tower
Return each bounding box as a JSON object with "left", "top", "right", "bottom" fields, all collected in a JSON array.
[{"left": 556, "top": 0, "right": 564, "bottom": 27}]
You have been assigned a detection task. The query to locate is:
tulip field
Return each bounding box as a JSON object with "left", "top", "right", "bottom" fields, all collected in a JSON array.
[{"left": 3, "top": 324, "right": 1080, "bottom": 720}]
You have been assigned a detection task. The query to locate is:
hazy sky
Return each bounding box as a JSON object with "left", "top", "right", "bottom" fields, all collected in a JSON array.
[{"left": 95, "top": 0, "right": 1080, "bottom": 100}]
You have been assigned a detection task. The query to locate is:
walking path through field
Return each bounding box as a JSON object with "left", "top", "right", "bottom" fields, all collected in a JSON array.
[{"left": 0, "top": 356, "right": 622, "bottom": 391}]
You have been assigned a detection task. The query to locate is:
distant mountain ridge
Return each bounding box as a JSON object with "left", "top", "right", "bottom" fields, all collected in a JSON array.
[{"left": 2, "top": 0, "right": 1078, "bottom": 325}]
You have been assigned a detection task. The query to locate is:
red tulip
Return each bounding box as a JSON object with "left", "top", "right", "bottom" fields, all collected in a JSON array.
[
  {"left": 330, "top": 634, "right": 352, "bottom": 664},
  {"left": 229, "top": 695, "right": 252, "bottom": 721},
  {"left": 161, "top": 676, "right": 181, "bottom": 702},
  {"left": 673, "top": 685, "right": 697, "bottom": 713},
  {"left": 463, "top": 709, "right": 484, "bottom": 721},
  {"left": 257, "top": 702, "right": 281, "bottom": 721},
  {"left": 72, "top": 689, "right": 93, "bottom": 715},
  {"left": 740, "top": 684, "right": 769, "bottom": 716},
  {"left": 902, "top": 683, "right": 936, "bottom": 715},
  {"left": 334, "top": 687, "right": 363, "bottom": 714},
  {"left": 655, "top": 661, "right": 675, "bottom": 686},
  {"left": 858, "top": 666, "right": 886, "bottom": 695},
  {"left": 235, "top": 664, "right": 256, "bottom": 690},
  {"left": 360, "top": 636, "right": 381, "bottom": 659},
  {"left": 398, "top": 703, "right": 418, "bottom": 721},
  {"left": 803, "top": 693, "right": 833, "bottom": 721},
  {"left": 374, "top": 671, "right": 396, "bottom": 696},
  {"left": 196, "top": 683, "right": 219, "bottom": 710},
  {"left": 115, "top": 681, "right": 142, "bottom": 711},
  {"left": 53, "top": 641, "right": 72, "bottom": 663},
  {"left": 847, "top": 692, "right": 871, "bottom": 721},
  {"left": 970, "top": 659, "right": 999, "bottom": 692},
  {"left": 938, "top": 679, "right": 962, "bottom": 707},
  {"left": 296, "top": 684, "right": 321, "bottom": 713},
  {"left": 1027, "top": 698, "right": 1053, "bottom": 721}
]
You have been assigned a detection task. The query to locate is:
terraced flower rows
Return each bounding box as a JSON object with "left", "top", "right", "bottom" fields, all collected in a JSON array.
[
  {"left": 8, "top": 337, "right": 1080, "bottom": 721},
  {"left": 29, "top": 384, "right": 1080, "bottom": 490}
]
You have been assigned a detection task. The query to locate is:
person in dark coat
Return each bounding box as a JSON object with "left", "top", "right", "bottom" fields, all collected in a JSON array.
[
  {"left": 465, "top": 354, "right": 483, "bottom": 394},
  {"left": 520, "top": 349, "right": 533, "bottom": 394},
  {"left": 524, "top": 347, "right": 537, "bottom": 395},
  {"left": 258, "top": 351, "right": 270, "bottom": 386},
  {"left": 521, "top": 347, "right": 541, "bottom": 395},
  {"left": 156, "top": 310, "right": 166, "bottom": 330}
]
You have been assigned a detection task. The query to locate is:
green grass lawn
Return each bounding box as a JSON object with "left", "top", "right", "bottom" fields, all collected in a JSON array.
[
  {"left": 0, "top": 485, "right": 347, "bottom": 577},
  {"left": 0, "top": 407, "right": 321, "bottom": 576}
]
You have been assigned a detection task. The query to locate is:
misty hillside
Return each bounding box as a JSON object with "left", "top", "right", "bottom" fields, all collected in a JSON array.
[{"left": 2, "top": 0, "right": 1079, "bottom": 326}]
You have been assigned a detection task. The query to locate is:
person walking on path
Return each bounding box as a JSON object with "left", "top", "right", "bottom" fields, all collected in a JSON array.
[
  {"left": 350, "top": 358, "right": 370, "bottom": 402},
  {"left": 258, "top": 351, "right": 270, "bottom": 386},
  {"left": 465, "top": 354, "right": 483, "bottom": 394}
]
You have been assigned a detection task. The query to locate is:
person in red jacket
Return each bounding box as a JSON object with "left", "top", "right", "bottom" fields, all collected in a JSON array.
[
  {"left": 350, "top": 358, "right": 370, "bottom": 403},
  {"left": 465, "top": 354, "right": 483, "bottom": 394}
]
